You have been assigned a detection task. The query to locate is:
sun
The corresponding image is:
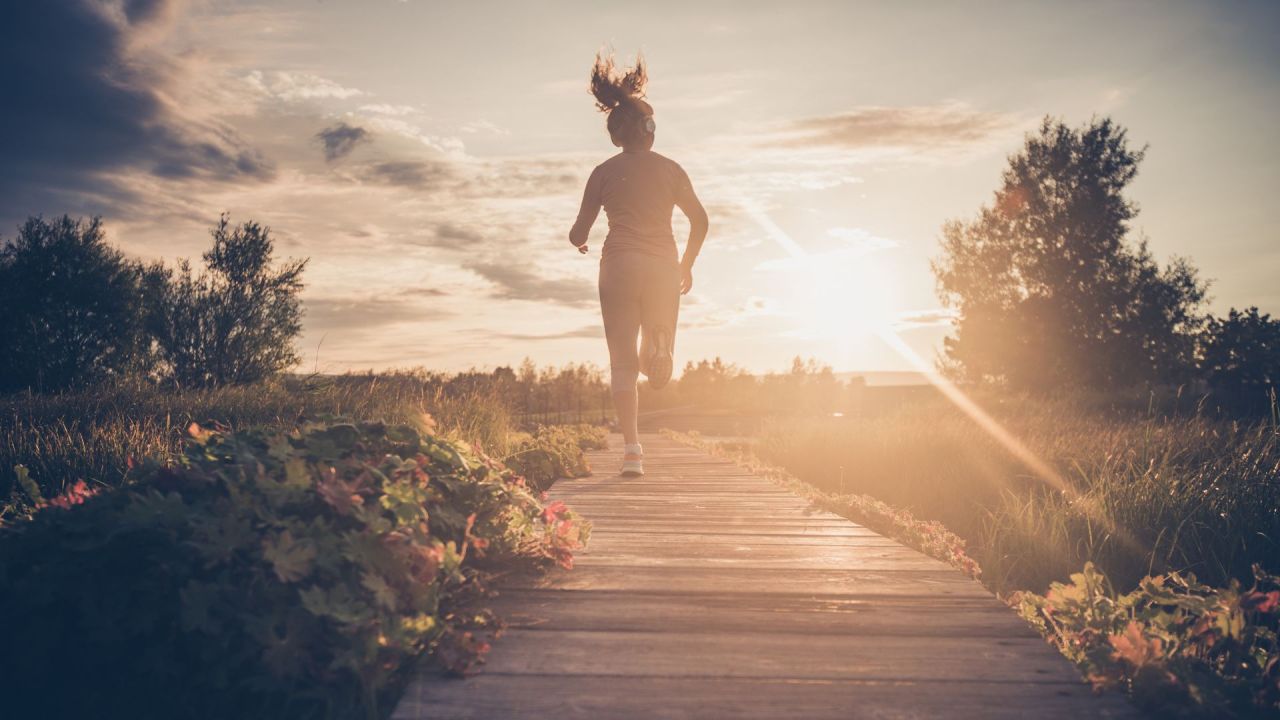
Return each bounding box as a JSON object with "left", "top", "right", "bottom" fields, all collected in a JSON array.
[{"left": 756, "top": 245, "right": 901, "bottom": 350}]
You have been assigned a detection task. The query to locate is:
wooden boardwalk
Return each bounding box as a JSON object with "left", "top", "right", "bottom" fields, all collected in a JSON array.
[{"left": 394, "top": 433, "right": 1134, "bottom": 719}]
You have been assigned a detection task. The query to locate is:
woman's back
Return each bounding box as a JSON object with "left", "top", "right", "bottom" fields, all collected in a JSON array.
[{"left": 588, "top": 150, "right": 692, "bottom": 262}]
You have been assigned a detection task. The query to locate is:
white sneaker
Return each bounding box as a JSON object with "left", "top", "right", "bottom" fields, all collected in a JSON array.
[{"left": 620, "top": 443, "right": 644, "bottom": 476}]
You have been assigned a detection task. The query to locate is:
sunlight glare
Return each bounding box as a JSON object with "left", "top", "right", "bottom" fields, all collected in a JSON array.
[
  {"left": 739, "top": 198, "right": 898, "bottom": 346},
  {"left": 740, "top": 197, "right": 1144, "bottom": 557}
]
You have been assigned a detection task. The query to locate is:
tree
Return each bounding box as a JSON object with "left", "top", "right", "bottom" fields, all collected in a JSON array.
[
  {"left": 932, "top": 117, "right": 1207, "bottom": 390},
  {"left": 145, "top": 215, "right": 307, "bottom": 388},
  {"left": 0, "top": 216, "right": 148, "bottom": 392},
  {"left": 1201, "top": 307, "right": 1280, "bottom": 414}
]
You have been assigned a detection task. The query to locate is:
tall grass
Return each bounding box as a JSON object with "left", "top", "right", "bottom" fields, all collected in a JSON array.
[
  {"left": 1, "top": 372, "right": 519, "bottom": 508},
  {"left": 751, "top": 394, "right": 1280, "bottom": 594}
]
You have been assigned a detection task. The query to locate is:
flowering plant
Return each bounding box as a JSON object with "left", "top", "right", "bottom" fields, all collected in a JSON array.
[{"left": 1, "top": 419, "right": 589, "bottom": 719}]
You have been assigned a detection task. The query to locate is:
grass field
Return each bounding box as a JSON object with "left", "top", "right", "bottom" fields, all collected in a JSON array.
[
  {"left": 2, "top": 370, "right": 608, "bottom": 517},
  {"left": 0, "top": 371, "right": 606, "bottom": 718},
  {"left": 746, "top": 393, "right": 1280, "bottom": 595}
]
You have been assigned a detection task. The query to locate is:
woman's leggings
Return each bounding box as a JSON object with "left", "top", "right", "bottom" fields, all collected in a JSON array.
[{"left": 598, "top": 251, "right": 681, "bottom": 394}]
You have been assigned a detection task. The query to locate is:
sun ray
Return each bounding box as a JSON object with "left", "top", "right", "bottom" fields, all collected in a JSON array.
[{"left": 738, "top": 199, "right": 1144, "bottom": 556}]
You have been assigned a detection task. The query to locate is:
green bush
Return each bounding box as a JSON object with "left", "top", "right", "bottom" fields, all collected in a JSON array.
[
  {"left": 504, "top": 423, "right": 609, "bottom": 491},
  {"left": 0, "top": 216, "right": 150, "bottom": 392},
  {"left": 143, "top": 215, "right": 306, "bottom": 388},
  {"left": 0, "top": 419, "right": 589, "bottom": 720},
  {"left": 1015, "top": 563, "right": 1280, "bottom": 718}
]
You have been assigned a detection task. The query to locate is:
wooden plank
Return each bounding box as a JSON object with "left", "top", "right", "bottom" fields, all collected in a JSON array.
[
  {"left": 570, "top": 512, "right": 864, "bottom": 525},
  {"left": 562, "top": 499, "right": 819, "bottom": 511},
  {"left": 393, "top": 676, "right": 1131, "bottom": 720},
  {"left": 581, "top": 531, "right": 902, "bottom": 547},
  {"left": 579, "top": 522, "right": 878, "bottom": 537},
  {"left": 554, "top": 487, "right": 801, "bottom": 498},
  {"left": 506, "top": 565, "right": 992, "bottom": 599},
  {"left": 470, "top": 629, "right": 1083, "bottom": 684},
  {"left": 393, "top": 433, "right": 1131, "bottom": 719},
  {"left": 573, "top": 545, "right": 957, "bottom": 571},
  {"left": 491, "top": 590, "right": 1040, "bottom": 637}
]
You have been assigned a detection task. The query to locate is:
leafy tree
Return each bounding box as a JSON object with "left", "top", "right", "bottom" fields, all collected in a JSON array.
[
  {"left": 0, "top": 216, "right": 148, "bottom": 392},
  {"left": 145, "top": 215, "right": 307, "bottom": 388},
  {"left": 1201, "top": 307, "right": 1280, "bottom": 414},
  {"left": 932, "top": 117, "right": 1207, "bottom": 390}
]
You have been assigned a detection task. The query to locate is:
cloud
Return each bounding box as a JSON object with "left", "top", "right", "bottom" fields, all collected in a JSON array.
[
  {"left": 466, "top": 261, "right": 597, "bottom": 307},
  {"left": 680, "top": 296, "right": 779, "bottom": 329},
  {"left": 245, "top": 70, "right": 364, "bottom": 102},
  {"left": 399, "top": 287, "right": 449, "bottom": 298},
  {"left": 461, "top": 158, "right": 582, "bottom": 198},
  {"left": 432, "top": 223, "right": 484, "bottom": 248},
  {"left": 362, "top": 160, "right": 454, "bottom": 190},
  {"left": 359, "top": 103, "right": 419, "bottom": 116},
  {"left": 0, "top": 0, "right": 273, "bottom": 226},
  {"left": 305, "top": 295, "right": 452, "bottom": 333},
  {"left": 894, "top": 308, "right": 958, "bottom": 331},
  {"left": 123, "top": 0, "right": 177, "bottom": 24},
  {"left": 316, "top": 122, "right": 371, "bottom": 161},
  {"left": 755, "top": 228, "right": 898, "bottom": 272},
  {"left": 460, "top": 119, "right": 510, "bottom": 136},
  {"left": 760, "top": 104, "right": 1017, "bottom": 151},
  {"left": 489, "top": 324, "right": 602, "bottom": 341}
]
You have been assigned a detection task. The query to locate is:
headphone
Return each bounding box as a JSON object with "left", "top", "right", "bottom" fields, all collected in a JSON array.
[{"left": 643, "top": 116, "right": 656, "bottom": 134}]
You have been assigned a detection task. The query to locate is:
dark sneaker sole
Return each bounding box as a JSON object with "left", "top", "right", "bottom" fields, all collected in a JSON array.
[
  {"left": 646, "top": 327, "right": 673, "bottom": 390},
  {"left": 620, "top": 469, "right": 644, "bottom": 477}
]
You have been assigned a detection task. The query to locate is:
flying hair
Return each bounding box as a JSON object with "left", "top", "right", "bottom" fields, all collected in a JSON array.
[{"left": 589, "top": 50, "right": 648, "bottom": 113}]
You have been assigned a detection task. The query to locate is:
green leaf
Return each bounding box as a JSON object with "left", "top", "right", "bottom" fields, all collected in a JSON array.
[
  {"left": 262, "top": 530, "right": 317, "bottom": 583},
  {"left": 361, "top": 571, "right": 399, "bottom": 611},
  {"left": 180, "top": 580, "right": 221, "bottom": 634},
  {"left": 282, "top": 458, "right": 311, "bottom": 489},
  {"left": 14, "top": 464, "right": 43, "bottom": 504}
]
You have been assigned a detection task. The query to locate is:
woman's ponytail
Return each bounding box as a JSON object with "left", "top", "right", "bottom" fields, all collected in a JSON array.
[{"left": 589, "top": 51, "right": 648, "bottom": 113}]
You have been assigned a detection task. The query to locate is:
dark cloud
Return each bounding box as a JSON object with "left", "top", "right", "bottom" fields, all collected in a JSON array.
[
  {"left": 765, "top": 105, "right": 1014, "bottom": 150},
  {"left": 489, "top": 325, "right": 602, "bottom": 341},
  {"left": 316, "top": 122, "right": 370, "bottom": 162},
  {"left": 466, "top": 261, "right": 596, "bottom": 307},
  {"left": 0, "top": 0, "right": 274, "bottom": 227},
  {"left": 363, "top": 161, "right": 454, "bottom": 190},
  {"left": 399, "top": 287, "right": 449, "bottom": 298},
  {"left": 123, "top": 0, "right": 174, "bottom": 24},
  {"left": 433, "top": 222, "right": 483, "bottom": 248}
]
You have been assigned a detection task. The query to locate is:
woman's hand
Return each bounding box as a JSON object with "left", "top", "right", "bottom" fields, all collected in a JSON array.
[
  {"left": 577, "top": 243, "right": 589, "bottom": 255},
  {"left": 680, "top": 264, "right": 693, "bottom": 294}
]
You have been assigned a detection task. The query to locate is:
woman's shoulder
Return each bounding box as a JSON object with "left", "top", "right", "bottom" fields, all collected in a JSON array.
[
  {"left": 647, "top": 150, "right": 683, "bottom": 168},
  {"left": 594, "top": 152, "right": 633, "bottom": 175}
]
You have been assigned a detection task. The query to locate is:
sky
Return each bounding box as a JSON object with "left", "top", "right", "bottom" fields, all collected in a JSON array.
[{"left": 2, "top": 0, "right": 1277, "bottom": 375}]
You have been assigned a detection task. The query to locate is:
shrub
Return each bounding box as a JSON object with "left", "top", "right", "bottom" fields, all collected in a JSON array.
[
  {"left": 1202, "top": 307, "right": 1280, "bottom": 416},
  {"left": 1015, "top": 563, "right": 1280, "bottom": 718},
  {"left": 0, "top": 419, "right": 588, "bottom": 720},
  {"left": 505, "top": 423, "right": 609, "bottom": 491},
  {"left": 0, "top": 215, "right": 148, "bottom": 392},
  {"left": 144, "top": 215, "right": 306, "bottom": 388},
  {"left": 0, "top": 374, "right": 605, "bottom": 516}
]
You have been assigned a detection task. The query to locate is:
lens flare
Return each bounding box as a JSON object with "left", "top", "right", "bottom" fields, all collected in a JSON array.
[{"left": 740, "top": 198, "right": 1144, "bottom": 555}]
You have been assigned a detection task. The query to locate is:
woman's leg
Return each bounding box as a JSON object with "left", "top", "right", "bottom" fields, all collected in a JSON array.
[
  {"left": 639, "top": 258, "right": 682, "bottom": 388},
  {"left": 599, "top": 257, "right": 642, "bottom": 446}
]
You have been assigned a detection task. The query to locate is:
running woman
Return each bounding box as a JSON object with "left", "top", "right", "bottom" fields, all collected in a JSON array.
[{"left": 569, "top": 52, "right": 709, "bottom": 477}]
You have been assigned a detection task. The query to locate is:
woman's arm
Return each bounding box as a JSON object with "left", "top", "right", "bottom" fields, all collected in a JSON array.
[
  {"left": 675, "top": 175, "right": 708, "bottom": 294},
  {"left": 569, "top": 168, "right": 602, "bottom": 254}
]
